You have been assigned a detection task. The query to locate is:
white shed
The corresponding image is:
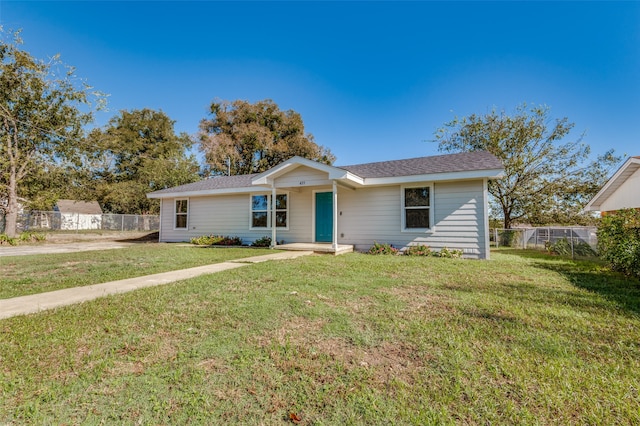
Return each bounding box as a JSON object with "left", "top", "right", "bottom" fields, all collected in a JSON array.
[{"left": 54, "top": 200, "right": 103, "bottom": 230}]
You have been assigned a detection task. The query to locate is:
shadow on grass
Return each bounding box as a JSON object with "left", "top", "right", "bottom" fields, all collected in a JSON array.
[
  {"left": 500, "top": 248, "right": 640, "bottom": 317},
  {"left": 116, "top": 231, "right": 159, "bottom": 243}
]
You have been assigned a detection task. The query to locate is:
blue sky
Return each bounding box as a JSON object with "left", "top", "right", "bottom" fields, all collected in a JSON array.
[{"left": 1, "top": 1, "right": 638, "bottom": 166}]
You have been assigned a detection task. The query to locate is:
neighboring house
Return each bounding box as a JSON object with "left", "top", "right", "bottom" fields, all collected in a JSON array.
[
  {"left": 54, "top": 200, "right": 103, "bottom": 230},
  {"left": 147, "top": 151, "right": 504, "bottom": 259},
  {"left": 584, "top": 156, "right": 640, "bottom": 214}
]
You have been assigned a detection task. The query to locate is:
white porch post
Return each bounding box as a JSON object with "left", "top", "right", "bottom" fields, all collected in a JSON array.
[
  {"left": 271, "top": 185, "right": 277, "bottom": 248},
  {"left": 332, "top": 181, "right": 338, "bottom": 250}
]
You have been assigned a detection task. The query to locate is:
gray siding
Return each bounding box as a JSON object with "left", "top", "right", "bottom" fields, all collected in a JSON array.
[
  {"left": 158, "top": 190, "right": 316, "bottom": 245},
  {"left": 336, "top": 180, "right": 487, "bottom": 258},
  {"left": 158, "top": 179, "right": 488, "bottom": 259}
]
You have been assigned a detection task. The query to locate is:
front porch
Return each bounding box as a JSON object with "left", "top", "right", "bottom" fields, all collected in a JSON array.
[{"left": 274, "top": 242, "right": 354, "bottom": 255}]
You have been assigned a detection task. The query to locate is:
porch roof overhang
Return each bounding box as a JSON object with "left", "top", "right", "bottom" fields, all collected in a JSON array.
[
  {"left": 251, "top": 156, "right": 364, "bottom": 187},
  {"left": 583, "top": 157, "right": 640, "bottom": 212}
]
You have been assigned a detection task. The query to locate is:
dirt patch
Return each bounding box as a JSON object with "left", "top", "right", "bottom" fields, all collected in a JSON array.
[
  {"left": 254, "top": 316, "right": 328, "bottom": 348},
  {"left": 311, "top": 337, "right": 424, "bottom": 385},
  {"left": 198, "top": 357, "right": 228, "bottom": 373},
  {"left": 255, "top": 315, "right": 424, "bottom": 387},
  {"left": 382, "top": 286, "right": 456, "bottom": 317},
  {"left": 317, "top": 293, "right": 376, "bottom": 314}
]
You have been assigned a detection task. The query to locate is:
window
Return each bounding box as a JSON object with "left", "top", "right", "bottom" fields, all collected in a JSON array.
[
  {"left": 274, "top": 194, "right": 287, "bottom": 227},
  {"left": 251, "top": 193, "right": 288, "bottom": 229},
  {"left": 251, "top": 195, "right": 269, "bottom": 228},
  {"left": 402, "top": 186, "right": 431, "bottom": 230},
  {"left": 175, "top": 199, "right": 188, "bottom": 229}
]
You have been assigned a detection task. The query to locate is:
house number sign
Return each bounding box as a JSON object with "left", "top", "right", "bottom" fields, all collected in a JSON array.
[{"left": 299, "top": 181, "right": 306, "bottom": 185}]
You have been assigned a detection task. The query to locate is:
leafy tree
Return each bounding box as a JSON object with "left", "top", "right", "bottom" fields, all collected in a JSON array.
[
  {"left": 0, "top": 29, "right": 105, "bottom": 236},
  {"left": 198, "top": 99, "right": 335, "bottom": 175},
  {"left": 86, "top": 109, "right": 200, "bottom": 214},
  {"left": 18, "top": 163, "right": 86, "bottom": 210},
  {"left": 434, "top": 104, "right": 621, "bottom": 229}
]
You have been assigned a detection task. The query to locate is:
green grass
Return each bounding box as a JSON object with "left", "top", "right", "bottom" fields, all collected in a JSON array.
[
  {"left": 0, "top": 244, "right": 273, "bottom": 299},
  {"left": 1, "top": 248, "right": 639, "bottom": 424}
]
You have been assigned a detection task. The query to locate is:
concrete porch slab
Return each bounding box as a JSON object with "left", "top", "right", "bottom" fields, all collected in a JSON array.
[{"left": 275, "top": 243, "right": 354, "bottom": 255}]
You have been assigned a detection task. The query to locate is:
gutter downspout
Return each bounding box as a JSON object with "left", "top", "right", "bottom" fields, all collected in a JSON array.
[
  {"left": 332, "top": 181, "right": 338, "bottom": 251},
  {"left": 483, "top": 178, "right": 490, "bottom": 260},
  {"left": 158, "top": 199, "right": 163, "bottom": 242}
]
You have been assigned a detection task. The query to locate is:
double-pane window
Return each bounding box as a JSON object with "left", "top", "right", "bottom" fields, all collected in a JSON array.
[
  {"left": 251, "top": 194, "right": 288, "bottom": 228},
  {"left": 175, "top": 199, "right": 188, "bottom": 229},
  {"left": 251, "top": 195, "right": 269, "bottom": 228},
  {"left": 404, "top": 187, "right": 430, "bottom": 229}
]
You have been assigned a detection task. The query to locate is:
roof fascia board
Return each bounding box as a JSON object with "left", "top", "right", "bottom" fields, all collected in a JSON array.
[
  {"left": 361, "top": 169, "right": 504, "bottom": 186},
  {"left": 583, "top": 157, "right": 640, "bottom": 211},
  {"left": 147, "top": 185, "right": 268, "bottom": 199},
  {"left": 336, "top": 169, "right": 365, "bottom": 185}
]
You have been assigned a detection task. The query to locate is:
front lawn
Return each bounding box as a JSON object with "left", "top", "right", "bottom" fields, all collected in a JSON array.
[
  {"left": 1, "top": 249, "right": 639, "bottom": 424},
  {"left": 0, "top": 245, "right": 273, "bottom": 299}
]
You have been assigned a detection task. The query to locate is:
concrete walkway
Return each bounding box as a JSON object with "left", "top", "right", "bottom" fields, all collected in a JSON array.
[{"left": 0, "top": 250, "right": 313, "bottom": 320}]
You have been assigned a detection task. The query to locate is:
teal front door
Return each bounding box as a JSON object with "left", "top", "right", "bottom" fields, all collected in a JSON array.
[{"left": 315, "top": 192, "right": 333, "bottom": 243}]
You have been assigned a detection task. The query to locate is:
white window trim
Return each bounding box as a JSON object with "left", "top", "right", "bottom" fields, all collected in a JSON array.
[
  {"left": 174, "top": 198, "right": 189, "bottom": 230},
  {"left": 401, "top": 184, "right": 435, "bottom": 233},
  {"left": 249, "top": 192, "right": 289, "bottom": 230}
]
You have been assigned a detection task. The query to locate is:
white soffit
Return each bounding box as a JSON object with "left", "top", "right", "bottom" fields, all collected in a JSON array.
[{"left": 584, "top": 157, "right": 640, "bottom": 211}]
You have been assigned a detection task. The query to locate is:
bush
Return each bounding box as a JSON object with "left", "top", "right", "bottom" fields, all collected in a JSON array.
[
  {"left": 251, "top": 236, "right": 272, "bottom": 248},
  {"left": 0, "top": 234, "right": 17, "bottom": 246},
  {"left": 368, "top": 241, "right": 400, "bottom": 255},
  {"left": 404, "top": 244, "right": 432, "bottom": 256},
  {"left": 549, "top": 238, "right": 571, "bottom": 256},
  {"left": 368, "top": 243, "right": 464, "bottom": 257},
  {"left": 190, "top": 235, "right": 242, "bottom": 246},
  {"left": 574, "top": 241, "right": 597, "bottom": 257},
  {"left": 18, "top": 231, "right": 47, "bottom": 243},
  {"left": 434, "top": 247, "right": 463, "bottom": 258},
  {"left": 597, "top": 209, "right": 640, "bottom": 278},
  {"left": 546, "top": 238, "right": 597, "bottom": 257},
  {"left": 500, "top": 230, "right": 519, "bottom": 247}
]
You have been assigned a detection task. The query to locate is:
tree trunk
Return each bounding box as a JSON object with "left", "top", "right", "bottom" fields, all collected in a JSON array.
[
  {"left": 5, "top": 177, "right": 19, "bottom": 237},
  {"left": 500, "top": 206, "right": 514, "bottom": 247},
  {"left": 502, "top": 206, "right": 512, "bottom": 230}
]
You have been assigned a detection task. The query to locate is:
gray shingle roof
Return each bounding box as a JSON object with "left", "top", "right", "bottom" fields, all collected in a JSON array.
[
  {"left": 339, "top": 151, "right": 502, "bottom": 178},
  {"left": 55, "top": 200, "right": 103, "bottom": 214},
  {"left": 148, "top": 151, "right": 502, "bottom": 196},
  {"left": 149, "top": 174, "right": 258, "bottom": 195}
]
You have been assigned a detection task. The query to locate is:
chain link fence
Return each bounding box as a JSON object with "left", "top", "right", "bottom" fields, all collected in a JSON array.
[
  {"left": 1, "top": 211, "right": 159, "bottom": 233},
  {"left": 490, "top": 226, "right": 598, "bottom": 257}
]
